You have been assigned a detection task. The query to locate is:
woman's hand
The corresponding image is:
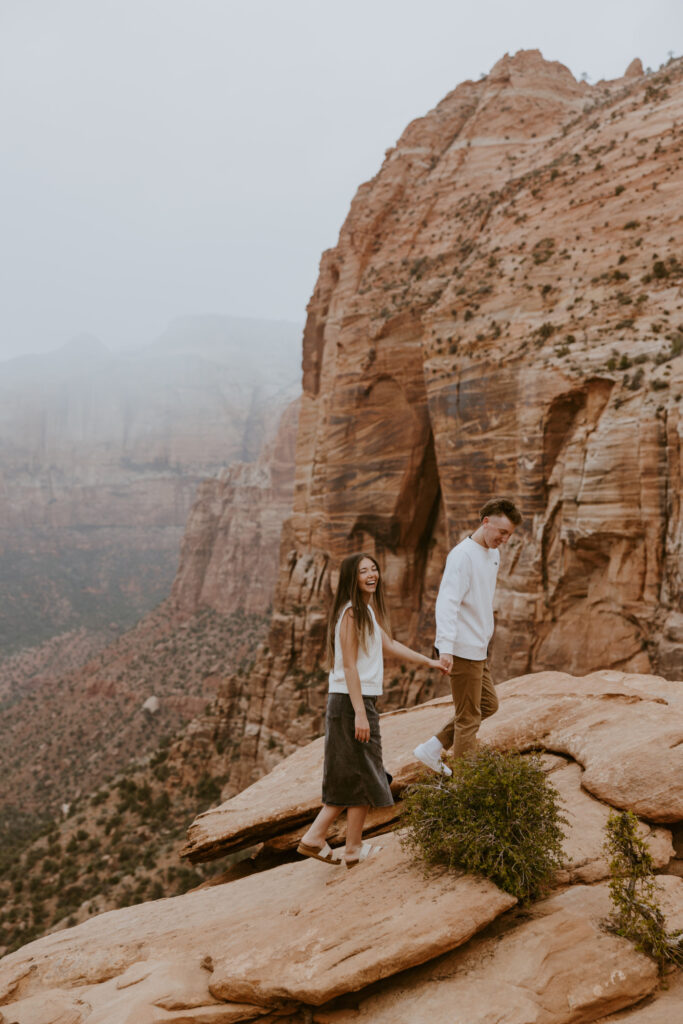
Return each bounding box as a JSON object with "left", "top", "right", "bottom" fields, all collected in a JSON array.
[
  {"left": 354, "top": 710, "right": 371, "bottom": 742},
  {"left": 428, "top": 657, "right": 450, "bottom": 675}
]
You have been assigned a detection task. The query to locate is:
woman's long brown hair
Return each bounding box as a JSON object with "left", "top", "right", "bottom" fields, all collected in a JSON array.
[{"left": 325, "top": 552, "right": 390, "bottom": 669}]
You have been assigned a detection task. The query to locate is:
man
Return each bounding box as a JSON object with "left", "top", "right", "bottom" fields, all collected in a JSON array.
[{"left": 414, "top": 497, "right": 522, "bottom": 775}]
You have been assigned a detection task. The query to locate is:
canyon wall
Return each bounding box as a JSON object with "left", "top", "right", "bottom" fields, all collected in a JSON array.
[
  {"left": 170, "top": 399, "right": 300, "bottom": 617},
  {"left": 0, "top": 398, "right": 300, "bottom": 832},
  {"left": 217, "top": 51, "right": 683, "bottom": 793},
  {"left": 0, "top": 316, "right": 300, "bottom": 652}
]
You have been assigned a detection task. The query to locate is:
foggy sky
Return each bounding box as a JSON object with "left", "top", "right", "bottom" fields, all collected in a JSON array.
[{"left": 1, "top": 0, "right": 680, "bottom": 360}]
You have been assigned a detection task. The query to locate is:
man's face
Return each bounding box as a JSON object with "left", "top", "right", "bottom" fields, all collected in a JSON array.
[{"left": 481, "top": 515, "right": 515, "bottom": 549}]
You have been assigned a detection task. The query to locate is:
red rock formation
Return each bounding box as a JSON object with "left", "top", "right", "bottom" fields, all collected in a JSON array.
[
  {"left": 219, "top": 51, "right": 683, "bottom": 792},
  {"left": 170, "top": 400, "right": 299, "bottom": 617}
]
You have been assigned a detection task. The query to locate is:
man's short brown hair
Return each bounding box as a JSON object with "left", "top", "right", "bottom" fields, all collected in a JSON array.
[{"left": 479, "top": 497, "right": 523, "bottom": 526}]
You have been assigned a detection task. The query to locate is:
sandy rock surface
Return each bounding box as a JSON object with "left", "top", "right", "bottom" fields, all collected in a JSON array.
[
  {"left": 257, "top": 756, "right": 675, "bottom": 883},
  {"left": 313, "top": 883, "right": 683, "bottom": 1024},
  {"left": 481, "top": 670, "right": 683, "bottom": 822},
  {"left": 2, "top": 673, "right": 681, "bottom": 1022},
  {"left": 593, "top": 971, "right": 683, "bottom": 1022},
  {"left": 207, "top": 830, "right": 516, "bottom": 1006},
  {"left": 0, "top": 960, "right": 270, "bottom": 1024},
  {"left": 545, "top": 759, "right": 673, "bottom": 883},
  {"left": 0, "top": 832, "right": 514, "bottom": 1021}
]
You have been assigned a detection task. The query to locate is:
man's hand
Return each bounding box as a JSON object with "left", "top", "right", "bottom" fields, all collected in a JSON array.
[
  {"left": 439, "top": 652, "right": 453, "bottom": 673},
  {"left": 354, "top": 710, "right": 370, "bottom": 743},
  {"left": 428, "top": 657, "right": 450, "bottom": 676}
]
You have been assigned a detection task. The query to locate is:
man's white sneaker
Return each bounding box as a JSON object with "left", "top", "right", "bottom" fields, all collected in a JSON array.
[{"left": 413, "top": 742, "right": 452, "bottom": 777}]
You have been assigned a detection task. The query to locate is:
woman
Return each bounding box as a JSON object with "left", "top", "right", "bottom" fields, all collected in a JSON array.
[{"left": 297, "top": 552, "right": 446, "bottom": 868}]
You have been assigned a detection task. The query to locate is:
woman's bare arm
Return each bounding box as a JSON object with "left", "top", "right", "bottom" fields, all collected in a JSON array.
[
  {"left": 380, "top": 628, "right": 447, "bottom": 673},
  {"left": 340, "top": 609, "right": 371, "bottom": 742}
]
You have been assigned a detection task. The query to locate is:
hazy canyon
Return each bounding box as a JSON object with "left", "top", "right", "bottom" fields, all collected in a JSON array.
[
  {"left": 1, "top": 47, "right": 682, "bottom": 1024},
  {"left": 0, "top": 315, "right": 300, "bottom": 652}
]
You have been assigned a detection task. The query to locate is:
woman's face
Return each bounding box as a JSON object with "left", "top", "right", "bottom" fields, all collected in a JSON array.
[{"left": 357, "top": 557, "right": 379, "bottom": 598}]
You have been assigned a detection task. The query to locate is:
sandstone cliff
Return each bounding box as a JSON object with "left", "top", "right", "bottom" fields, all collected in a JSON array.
[
  {"left": 213, "top": 51, "right": 683, "bottom": 796},
  {"left": 0, "top": 316, "right": 300, "bottom": 652}
]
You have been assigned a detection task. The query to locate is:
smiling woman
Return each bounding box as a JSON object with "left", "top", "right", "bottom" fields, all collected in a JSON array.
[{"left": 296, "top": 551, "right": 446, "bottom": 868}]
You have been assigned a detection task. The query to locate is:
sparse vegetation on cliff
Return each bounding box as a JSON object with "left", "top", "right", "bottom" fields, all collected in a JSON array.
[{"left": 0, "top": 606, "right": 269, "bottom": 954}]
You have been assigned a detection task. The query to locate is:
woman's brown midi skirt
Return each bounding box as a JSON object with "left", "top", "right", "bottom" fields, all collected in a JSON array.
[{"left": 322, "top": 693, "right": 394, "bottom": 808}]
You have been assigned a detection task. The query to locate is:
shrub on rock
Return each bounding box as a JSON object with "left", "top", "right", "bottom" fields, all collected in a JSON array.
[
  {"left": 401, "top": 748, "right": 566, "bottom": 902},
  {"left": 605, "top": 809, "right": 683, "bottom": 968}
]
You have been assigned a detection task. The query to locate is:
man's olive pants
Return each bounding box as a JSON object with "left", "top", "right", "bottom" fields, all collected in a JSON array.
[{"left": 435, "top": 656, "right": 498, "bottom": 756}]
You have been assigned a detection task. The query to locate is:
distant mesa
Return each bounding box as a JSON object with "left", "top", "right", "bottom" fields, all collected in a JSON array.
[{"left": 58, "top": 333, "right": 110, "bottom": 360}]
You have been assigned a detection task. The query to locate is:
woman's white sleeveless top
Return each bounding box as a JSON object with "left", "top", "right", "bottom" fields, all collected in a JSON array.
[{"left": 328, "top": 601, "right": 384, "bottom": 696}]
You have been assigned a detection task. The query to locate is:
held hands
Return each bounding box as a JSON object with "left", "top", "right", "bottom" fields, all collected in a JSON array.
[
  {"left": 428, "top": 657, "right": 450, "bottom": 676},
  {"left": 439, "top": 652, "right": 453, "bottom": 674},
  {"left": 354, "top": 710, "right": 371, "bottom": 743}
]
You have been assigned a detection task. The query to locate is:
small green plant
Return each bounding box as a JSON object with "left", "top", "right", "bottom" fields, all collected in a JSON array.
[
  {"left": 627, "top": 367, "right": 645, "bottom": 391},
  {"left": 533, "top": 322, "right": 556, "bottom": 347},
  {"left": 670, "top": 332, "right": 683, "bottom": 358},
  {"left": 401, "top": 748, "right": 566, "bottom": 902},
  {"left": 604, "top": 810, "right": 683, "bottom": 969},
  {"left": 532, "top": 237, "right": 555, "bottom": 264}
]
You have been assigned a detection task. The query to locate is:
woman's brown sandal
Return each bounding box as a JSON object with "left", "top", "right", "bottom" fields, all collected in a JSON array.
[{"left": 296, "top": 840, "right": 343, "bottom": 865}]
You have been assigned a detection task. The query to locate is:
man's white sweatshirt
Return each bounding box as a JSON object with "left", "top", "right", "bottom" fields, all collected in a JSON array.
[{"left": 434, "top": 536, "right": 500, "bottom": 660}]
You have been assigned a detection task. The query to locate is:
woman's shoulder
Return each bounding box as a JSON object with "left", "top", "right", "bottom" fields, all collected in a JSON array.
[{"left": 338, "top": 602, "right": 354, "bottom": 623}]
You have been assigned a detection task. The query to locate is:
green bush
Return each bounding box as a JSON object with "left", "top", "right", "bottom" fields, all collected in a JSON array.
[
  {"left": 401, "top": 748, "right": 566, "bottom": 902},
  {"left": 605, "top": 810, "right": 683, "bottom": 969}
]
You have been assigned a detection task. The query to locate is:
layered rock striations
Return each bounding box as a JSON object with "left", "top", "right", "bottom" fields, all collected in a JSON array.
[{"left": 214, "top": 51, "right": 683, "bottom": 793}]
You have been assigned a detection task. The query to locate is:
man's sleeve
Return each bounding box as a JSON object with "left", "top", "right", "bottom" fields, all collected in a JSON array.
[{"left": 434, "top": 551, "right": 471, "bottom": 655}]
